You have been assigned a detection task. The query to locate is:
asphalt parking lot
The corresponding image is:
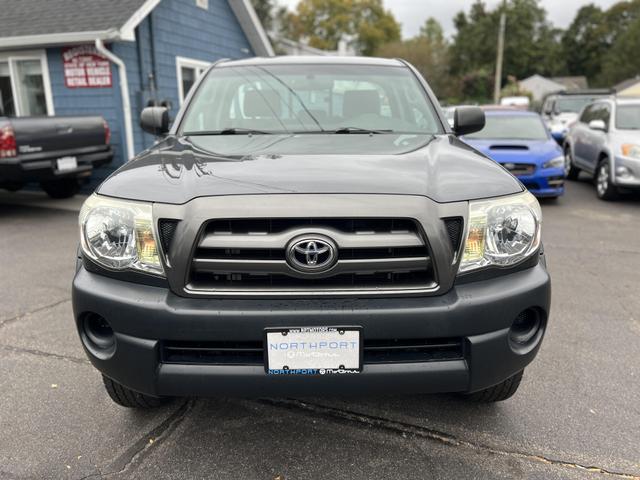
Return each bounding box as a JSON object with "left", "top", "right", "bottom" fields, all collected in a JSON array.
[{"left": 0, "top": 179, "right": 638, "bottom": 480}]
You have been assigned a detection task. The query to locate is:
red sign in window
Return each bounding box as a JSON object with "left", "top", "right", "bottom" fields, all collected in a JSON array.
[{"left": 63, "top": 46, "right": 112, "bottom": 88}]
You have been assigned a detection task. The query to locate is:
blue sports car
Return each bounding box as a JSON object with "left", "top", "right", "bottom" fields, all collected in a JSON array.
[{"left": 462, "top": 109, "right": 565, "bottom": 198}]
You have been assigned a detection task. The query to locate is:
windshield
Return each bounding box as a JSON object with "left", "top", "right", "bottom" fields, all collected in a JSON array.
[
  {"left": 555, "top": 97, "right": 597, "bottom": 113},
  {"left": 179, "top": 64, "right": 442, "bottom": 135},
  {"left": 615, "top": 104, "right": 640, "bottom": 130},
  {"left": 465, "top": 115, "right": 549, "bottom": 141}
]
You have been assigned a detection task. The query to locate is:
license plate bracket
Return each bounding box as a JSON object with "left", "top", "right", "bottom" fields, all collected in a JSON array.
[
  {"left": 265, "top": 326, "right": 362, "bottom": 375},
  {"left": 56, "top": 156, "right": 78, "bottom": 172}
]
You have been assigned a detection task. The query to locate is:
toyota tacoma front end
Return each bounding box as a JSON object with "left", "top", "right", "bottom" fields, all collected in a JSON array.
[{"left": 72, "top": 57, "right": 550, "bottom": 408}]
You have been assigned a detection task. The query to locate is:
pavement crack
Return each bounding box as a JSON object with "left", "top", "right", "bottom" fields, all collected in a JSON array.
[
  {"left": 0, "top": 298, "right": 71, "bottom": 329},
  {"left": 96, "top": 399, "right": 195, "bottom": 478},
  {"left": 0, "top": 343, "right": 89, "bottom": 364},
  {"left": 259, "top": 398, "right": 640, "bottom": 479}
]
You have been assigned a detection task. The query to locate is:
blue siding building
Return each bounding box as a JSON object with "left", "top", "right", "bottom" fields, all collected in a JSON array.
[{"left": 0, "top": 0, "right": 273, "bottom": 186}]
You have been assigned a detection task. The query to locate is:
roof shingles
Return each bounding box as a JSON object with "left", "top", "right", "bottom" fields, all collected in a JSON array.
[{"left": 0, "top": 0, "right": 148, "bottom": 38}]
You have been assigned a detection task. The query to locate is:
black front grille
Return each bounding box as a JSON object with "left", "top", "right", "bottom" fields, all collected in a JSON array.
[
  {"left": 161, "top": 338, "right": 465, "bottom": 366},
  {"left": 187, "top": 217, "right": 436, "bottom": 295},
  {"left": 205, "top": 218, "right": 418, "bottom": 235},
  {"left": 190, "top": 270, "right": 433, "bottom": 290},
  {"left": 161, "top": 341, "right": 263, "bottom": 365},
  {"left": 502, "top": 163, "right": 536, "bottom": 176}
]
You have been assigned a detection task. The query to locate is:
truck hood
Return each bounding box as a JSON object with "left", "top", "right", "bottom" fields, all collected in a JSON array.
[
  {"left": 462, "top": 138, "right": 562, "bottom": 166},
  {"left": 97, "top": 133, "right": 522, "bottom": 204}
]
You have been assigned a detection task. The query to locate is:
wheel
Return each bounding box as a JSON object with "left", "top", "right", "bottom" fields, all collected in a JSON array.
[
  {"left": 102, "top": 375, "right": 168, "bottom": 409},
  {"left": 40, "top": 178, "right": 80, "bottom": 199},
  {"left": 595, "top": 159, "right": 618, "bottom": 201},
  {"left": 564, "top": 145, "right": 580, "bottom": 180},
  {"left": 463, "top": 370, "right": 524, "bottom": 402}
]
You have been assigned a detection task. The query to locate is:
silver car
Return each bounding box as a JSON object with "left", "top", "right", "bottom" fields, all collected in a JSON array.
[{"left": 564, "top": 97, "right": 640, "bottom": 200}]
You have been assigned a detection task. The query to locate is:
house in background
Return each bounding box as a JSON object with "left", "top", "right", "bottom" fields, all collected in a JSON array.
[
  {"left": 0, "top": 0, "right": 273, "bottom": 185},
  {"left": 519, "top": 74, "right": 588, "bottom": 102},
  {"left": 614, "top": 76, "right": 640, "bottom": 97}
]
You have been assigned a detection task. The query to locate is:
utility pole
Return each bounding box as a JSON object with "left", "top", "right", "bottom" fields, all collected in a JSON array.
[{"left": 493, "top": 3, "right": 506, "bottom": 104}]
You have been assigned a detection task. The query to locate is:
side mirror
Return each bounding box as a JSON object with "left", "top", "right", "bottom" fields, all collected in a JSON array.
[
  {"left": 140, "top": 107, "right": 170, "bottom": 136},
  {"left": 453, "top": 106, "right": 485, "bottom": 136},
  {"left": 588, "top": 119, "right": 606, "bottom": 132}
]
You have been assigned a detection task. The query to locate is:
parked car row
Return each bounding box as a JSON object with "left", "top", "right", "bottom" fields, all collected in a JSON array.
[{"left": 448, "top": 94, "right": 640, "bottom": 202}]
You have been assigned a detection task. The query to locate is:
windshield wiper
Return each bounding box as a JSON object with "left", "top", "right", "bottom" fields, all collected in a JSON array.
[
  {"left": 184, "top": 128, "right": 272, "bottom": 136},
  {"left": 332, "top": 127, "right": 394, "bottom": 134}
]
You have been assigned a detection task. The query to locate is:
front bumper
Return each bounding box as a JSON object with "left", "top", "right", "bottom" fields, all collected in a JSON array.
[
  {"left": 72, "top": 258, "right": 551, "bottom": 397},
  {"left": 613, "top": 155, "right": 640, "bottom": 189}
]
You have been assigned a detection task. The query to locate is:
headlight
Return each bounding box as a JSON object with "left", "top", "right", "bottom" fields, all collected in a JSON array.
[
  {"left": 459, "top": 192, "right": 542, "bottom": 274},
  {"left": 79, "top": 194, "right": 164, "bottom": 275},
  {"left": 621, "top": 144, "right": 640, "bottom": 159},
  {"left": 543, "top": 156, "right": 564, "bottom": 169}
]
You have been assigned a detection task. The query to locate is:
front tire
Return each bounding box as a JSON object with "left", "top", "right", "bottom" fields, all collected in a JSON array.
[
  {"left": 102, "top": 375, "right": 168, "bottom": 409},
  {"left": 40, "top": 178, "right": 80, "bottom": 199},
  {"left": 463, "top": 370, "right": 524, "bottom": 402},
  {"left": 564, "top": 145, "right": 580, "bottom": 180},
  {"left": 595, "top": 159, "right": 618, "bottom": 201}
]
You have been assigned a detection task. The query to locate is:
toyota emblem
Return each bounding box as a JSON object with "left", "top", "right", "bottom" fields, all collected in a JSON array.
[{"left": 286, "top": 235, "right": 338, "bottom": 273}]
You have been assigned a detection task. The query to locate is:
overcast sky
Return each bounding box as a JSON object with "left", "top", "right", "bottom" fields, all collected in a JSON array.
[{"left": 275, "top": 0, "right": 621, "bottom": 38}]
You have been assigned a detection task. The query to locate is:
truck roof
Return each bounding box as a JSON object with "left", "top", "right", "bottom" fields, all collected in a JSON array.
[{"left": 218, "top": 56, "right": 406, "bottom": 68}]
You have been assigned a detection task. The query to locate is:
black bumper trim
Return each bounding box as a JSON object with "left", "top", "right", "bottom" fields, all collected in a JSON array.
[{"left": 72, "top": 260, "right": 551, "bottom": 396}]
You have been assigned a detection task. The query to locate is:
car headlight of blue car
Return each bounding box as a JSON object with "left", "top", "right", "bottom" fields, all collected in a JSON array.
[{"left": 542, "top": 156, "right": 564, "bottom": 169}]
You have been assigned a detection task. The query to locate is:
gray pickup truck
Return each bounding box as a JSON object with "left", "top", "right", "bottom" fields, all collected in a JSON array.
[
  {"left": 0, "top": 115, "right": 113, "bottom": 198},
  {"left": 73, "top": 56, "right": 550, "bottom": 409}
]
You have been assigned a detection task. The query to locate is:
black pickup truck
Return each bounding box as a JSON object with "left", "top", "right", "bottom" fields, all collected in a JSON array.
[{"left": 0, "top": 115, "right": 113, "bottom": 198}]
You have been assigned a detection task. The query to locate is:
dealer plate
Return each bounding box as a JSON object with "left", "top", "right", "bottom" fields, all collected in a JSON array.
[
  {"left": 56, "top": 156, "right": 78, "bottom": 171},
  {"left": 265, "top": 327, "right": 361, "bottom": 375}
]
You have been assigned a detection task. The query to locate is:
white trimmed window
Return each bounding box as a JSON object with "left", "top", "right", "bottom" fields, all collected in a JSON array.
[
  {"left": 0, "top": 50, "right": 54, "bottom": 116},
  {"left": 176, "top": 57, "right": 211, "bottom": 105}
]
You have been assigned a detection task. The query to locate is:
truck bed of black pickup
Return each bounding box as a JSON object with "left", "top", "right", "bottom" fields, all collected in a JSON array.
[{"left": 0, "top": 115, "right": 113, "bottom": 198}]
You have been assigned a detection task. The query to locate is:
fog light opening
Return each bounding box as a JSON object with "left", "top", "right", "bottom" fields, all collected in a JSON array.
[
  {"left": 509, "top": 308, "right": 542, "bottom": 349},
  {"left": 81, "top": 313, "right": 116, "bottom": 356}
]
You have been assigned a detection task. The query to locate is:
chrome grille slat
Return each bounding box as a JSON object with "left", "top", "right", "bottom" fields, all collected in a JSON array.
[
  {"left": 199, "top": 228, "right": 424, "bottom": 249},
  {"left": 192, "top": 257, "right": 430, "bottom": 276},
  {"left": 188, "top": 217, "right": 437, "bottom": 296}
]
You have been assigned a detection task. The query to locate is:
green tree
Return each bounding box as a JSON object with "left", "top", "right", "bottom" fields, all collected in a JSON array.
[
  {"left": 376, "top": 18, "right": 451, "bottom": 98},
  {"left": 282, "top": 0, "right": 401, "bottom": 56},
  {"left": 250, "top": 0, "right": 275, "bottom": 32},
  {"left": 600, "top": 16, "right": 640, "bottom": 85},
  {"left": 420, "top": 17, "right": 444, "bottom": 44},
  {"left": 450, "top": 0, "right": 565, "bottom": 93},
  {"left": 561, "top": 5, "right": 607, "bottom": 81}
]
